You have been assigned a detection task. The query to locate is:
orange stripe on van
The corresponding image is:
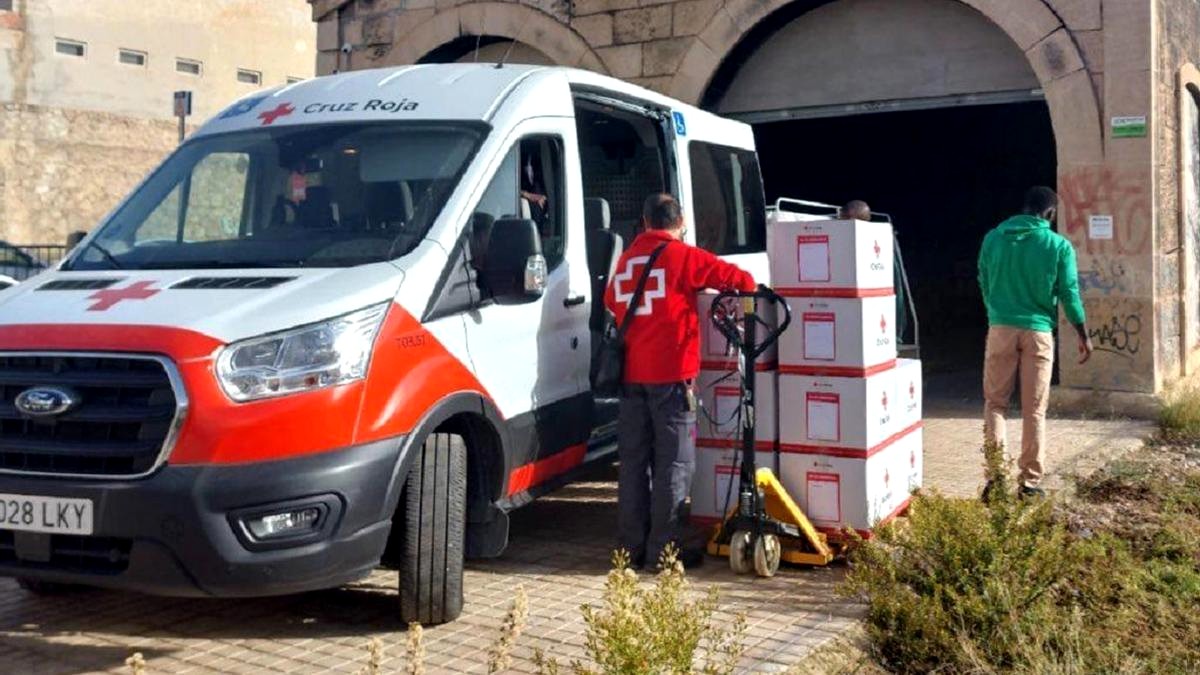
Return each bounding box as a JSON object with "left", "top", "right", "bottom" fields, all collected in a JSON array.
[{"left": 506, "top": 443, "right": 587, "bottom": 497}]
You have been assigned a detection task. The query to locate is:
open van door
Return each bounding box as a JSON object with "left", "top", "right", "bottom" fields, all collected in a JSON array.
[{"left": 669, "top": 109, "right": 770, "bottom": 282}]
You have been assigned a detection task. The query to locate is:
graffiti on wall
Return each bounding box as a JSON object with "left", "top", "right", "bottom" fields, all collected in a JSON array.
[
  {"left": 1077, "top": 259, "right": 1129, "bottom": 296},
  {"left": 1059, "top": 167, "right": 1151, "bottom": 256},
  {"left": 1087, "top": 313, "right": 1143, "bottom": 360}
]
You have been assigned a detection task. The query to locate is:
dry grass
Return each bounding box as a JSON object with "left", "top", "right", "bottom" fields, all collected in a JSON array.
[{"left": 1160, "top": 385, "right": 1200, "bottom": 442}]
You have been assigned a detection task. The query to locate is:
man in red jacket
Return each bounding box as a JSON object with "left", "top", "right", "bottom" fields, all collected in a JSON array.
[{"left": 604, "top": 193, "right": 756, "bottom": 569}]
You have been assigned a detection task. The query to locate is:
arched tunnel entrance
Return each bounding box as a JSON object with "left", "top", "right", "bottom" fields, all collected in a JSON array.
[{"left": 705, "top": 0, "right": 1058, "bottom": 399}]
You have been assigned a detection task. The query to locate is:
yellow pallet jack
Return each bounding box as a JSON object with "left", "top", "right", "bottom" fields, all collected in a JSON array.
[{"left": 704, "top": 287, "right": 838, "bottom": 576}]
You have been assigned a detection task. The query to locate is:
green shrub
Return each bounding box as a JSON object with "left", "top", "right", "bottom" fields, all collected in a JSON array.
[
  {"left": 842, "top": 442, "right": 1200, "bottom": 674},
  {"left": 1159, "top": 385, "right": 1200, "bottom": 441}
]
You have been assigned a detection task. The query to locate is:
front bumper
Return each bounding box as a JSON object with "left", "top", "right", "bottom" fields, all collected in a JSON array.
[{"left": 0, "top": 436, "right": 405, "bottom": 597}]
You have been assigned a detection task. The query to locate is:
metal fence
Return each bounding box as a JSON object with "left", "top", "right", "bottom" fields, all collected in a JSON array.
[{"left": 1, "top": 242, "right": 70, "bottom": 281}]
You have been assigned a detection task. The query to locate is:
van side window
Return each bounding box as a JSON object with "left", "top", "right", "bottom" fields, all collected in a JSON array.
[
  {"left": 470, "top": 136, "right": 566, "bottom": 270},
  {"left": 688, "top": 142, "right": 766, "bottom": 255}
]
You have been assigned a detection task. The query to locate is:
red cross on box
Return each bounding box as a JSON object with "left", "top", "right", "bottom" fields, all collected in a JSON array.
[
  {"left": 880, "top": 315, "right": 888, "bottom": 333},
  {"left": 881, "top": 391, "right": 888, "bottom": 410},
  {"left": 910, "top": 450, "right": 916, "bottom": 468},
  {"left": 873, "top": 240, "right": 881, "bottom": 258},
  {"left": 258, "top": 102, "right": 295, "bottom": 125},
  {"left": 87, "top": 281, "right": 160, "bottom": 311},
  {"left": 884, "top": 469, "right": 890, "bottom": 486},
  {"left": 909, "top": 382, "right": 916, "bottom": 398}
]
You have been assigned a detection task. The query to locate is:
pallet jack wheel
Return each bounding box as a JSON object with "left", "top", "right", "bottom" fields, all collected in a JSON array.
[
  {"left": 753, "top": 533, "right": 782, "bottom": 578},
  {"left": 729, "top": 530, "right": 753, "bottom": 575}
]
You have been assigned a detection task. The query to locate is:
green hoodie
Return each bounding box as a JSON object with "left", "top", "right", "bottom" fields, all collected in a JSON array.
[{"left": 977, "top": 215, "right": 1086, "bottom": 333}]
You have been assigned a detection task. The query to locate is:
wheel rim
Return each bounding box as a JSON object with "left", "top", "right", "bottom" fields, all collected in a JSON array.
[
  {"left": 753, "top": 533, "right": 781, "bottom": 577},
  {"left": 729, "top": 530, "right": 753, "bottom": 574}
]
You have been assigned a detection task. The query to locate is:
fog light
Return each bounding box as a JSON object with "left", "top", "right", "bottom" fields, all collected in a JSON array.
[{"left": 245, "top": 506, "right": 322, "bottom": 540}]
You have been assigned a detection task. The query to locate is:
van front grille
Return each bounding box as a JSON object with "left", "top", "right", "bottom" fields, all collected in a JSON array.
[{"left": 0, "top": 354, "right": 183, "bottom": 478}]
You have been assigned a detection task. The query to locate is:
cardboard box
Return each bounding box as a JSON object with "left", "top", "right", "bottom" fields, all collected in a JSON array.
[
  {"left": 778, "top": 370, "right": 895, "bottom": 451},
  {"left": 778, "top": 361, "right": 923, "bottom": 452},
  {"left": 690, "top": 444, "right": 784, "bottom": 523},
  {"left": 779, "top": 425, "right": 923, "bottom": 534},
  {"left": 893, "top": 358, "right": 923, "bottom": 433},
  {"left": 697, "top": 368, "right": 777, "bottom": 445},
  {"left": 767, "top": 218, "right": 894, "bottom": 294},
  {"left": 778, "top": 295, "right": 897, "bottom": 375},
  {"left": 697, "top": 292, "right": 778, "bottom": 368}
]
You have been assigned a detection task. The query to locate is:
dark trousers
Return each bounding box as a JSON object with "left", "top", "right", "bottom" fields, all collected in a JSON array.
[{"left": 617, "top": 382, "right": 696, "bottom": 565}]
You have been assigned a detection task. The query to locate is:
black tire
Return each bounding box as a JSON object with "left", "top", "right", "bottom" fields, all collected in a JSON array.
[
  {"left": 398, "top": 432, "right": 466, "bottom": 625},
  {"left": 16, "top": 578, "right": 83, "bottom": 595}
]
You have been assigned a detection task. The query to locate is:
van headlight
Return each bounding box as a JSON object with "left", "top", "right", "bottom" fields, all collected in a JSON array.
[{"left": 216, "top": 303, "right": 389, "bottom": 402}]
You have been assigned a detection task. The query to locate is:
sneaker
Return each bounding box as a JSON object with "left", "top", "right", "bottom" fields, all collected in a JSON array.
[{"left": 1018, "top": 485, "right": 1046, "bottom": 499}]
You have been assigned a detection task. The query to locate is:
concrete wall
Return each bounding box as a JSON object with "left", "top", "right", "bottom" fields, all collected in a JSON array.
[
  {"left": 1157, "top": 0, "right": 1200, "bottom": 380},
  {"left": 312, "top": 0, "right": 1177, "bottom": 399},
  {"left": 0, "top": 0, "right": 315, "bottom": 245}
]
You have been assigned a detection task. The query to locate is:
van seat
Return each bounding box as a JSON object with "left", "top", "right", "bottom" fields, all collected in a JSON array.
[{"left": 584, "top": 197, "right": 622, "bottom": 332}]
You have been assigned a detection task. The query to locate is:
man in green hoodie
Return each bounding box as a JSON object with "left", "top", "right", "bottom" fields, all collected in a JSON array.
[{"left": 977, "top": 186, "right": 1093, "bottom": 498}]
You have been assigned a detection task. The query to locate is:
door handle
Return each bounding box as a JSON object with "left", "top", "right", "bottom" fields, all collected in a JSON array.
[{"left": 564, "top": 294, "right": 586, "bottom": 307}]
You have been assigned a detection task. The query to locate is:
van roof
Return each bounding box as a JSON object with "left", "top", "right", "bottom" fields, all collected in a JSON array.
[{"left": 194, "top": 64, "right": 701, "bottom": 137}]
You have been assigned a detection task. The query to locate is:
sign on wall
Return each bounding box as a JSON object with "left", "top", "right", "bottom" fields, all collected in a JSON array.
[
  {"left": 1111, "top": 116, "right": 1147, "bottom": 138},
  {"left": 1088, "top": 214, "right": 1114, "bottom": 240}
]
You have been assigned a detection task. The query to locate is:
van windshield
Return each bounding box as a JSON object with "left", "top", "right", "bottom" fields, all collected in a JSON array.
[{"left": 68, "top": 123, "right": 484, "bottom": 271}]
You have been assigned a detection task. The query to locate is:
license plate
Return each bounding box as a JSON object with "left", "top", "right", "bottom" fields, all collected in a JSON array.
[{"left": 0, "top": 493, "right": 93, "bottom": 535}]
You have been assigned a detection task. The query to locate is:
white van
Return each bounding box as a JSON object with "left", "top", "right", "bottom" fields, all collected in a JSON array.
[{"left": 0, "top": 64, "right": 767, "bottom": 623}]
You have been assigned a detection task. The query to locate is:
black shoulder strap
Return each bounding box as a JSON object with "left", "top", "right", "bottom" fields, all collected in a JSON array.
[{"left": 616, "top": 242, "right": 670, "bottom": 339}]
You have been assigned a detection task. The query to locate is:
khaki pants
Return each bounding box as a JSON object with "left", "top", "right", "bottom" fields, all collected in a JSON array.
[{"left": 982, "top": 326, "right": 1054, "bottom": 488}]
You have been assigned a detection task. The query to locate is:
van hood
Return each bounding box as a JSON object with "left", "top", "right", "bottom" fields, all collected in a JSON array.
[{"left": 0, "top": 263, "right": 405, "bottom": 346}]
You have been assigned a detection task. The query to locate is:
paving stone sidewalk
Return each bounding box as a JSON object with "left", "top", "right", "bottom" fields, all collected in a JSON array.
[{"left": 0, "top": 386, "right": 1152, "bottom": 674}]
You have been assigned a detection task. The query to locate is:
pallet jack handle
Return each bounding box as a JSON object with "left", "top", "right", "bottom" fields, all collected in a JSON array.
[{"left": 708, "top": 284, "right": 792, "bottom": 362}]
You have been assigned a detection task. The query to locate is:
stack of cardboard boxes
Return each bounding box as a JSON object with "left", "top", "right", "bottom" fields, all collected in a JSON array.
[{"left": 688, "top": 213, "right": 923, "bottom": 539}]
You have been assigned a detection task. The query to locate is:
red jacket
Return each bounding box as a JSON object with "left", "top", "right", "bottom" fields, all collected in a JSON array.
[{"left": 604, "top": 229, "right": 756, "bottom": 384}]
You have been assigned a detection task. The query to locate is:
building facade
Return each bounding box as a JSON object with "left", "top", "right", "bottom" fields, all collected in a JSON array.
[
  {"left": 310, "top": 0, "right": 1199, "bottom": 407},
  {"left": 0, "top": 0, "right": 315, "bottom": 246}
]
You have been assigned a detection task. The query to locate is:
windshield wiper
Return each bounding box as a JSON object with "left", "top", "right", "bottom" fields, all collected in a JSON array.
[{"left": 135, "top": 260, "right": 305, "bottom": 270}]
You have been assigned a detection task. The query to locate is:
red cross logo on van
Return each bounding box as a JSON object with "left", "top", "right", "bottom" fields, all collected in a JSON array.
[
  {"left": 873, "top": 240, "right": 881, "bottom": 258},
  {"left": 86, "top": 281, "right": 160, "bottom": 311},
  {"left": 909, "top": 382, "right": 916, "bottom": 399},
  {"left": 883, "top": 469, "right": 890, "bottom": 486},
  {"left": 881, "top": 391, "right": 888, "bottom": 410},
  {"left": 910, "top": 449, "right": 916, "bottom": 468},
  {"left": 880, "top": 315, "right": 888, "bottom": 333},
  {"left": 258, "top": 102, "right": 295, "bottom": 125}
]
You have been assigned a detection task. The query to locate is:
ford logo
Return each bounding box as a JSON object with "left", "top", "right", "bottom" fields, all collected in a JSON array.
[{"left": 14, "top": 386, "right": 81, "bottom": 418}]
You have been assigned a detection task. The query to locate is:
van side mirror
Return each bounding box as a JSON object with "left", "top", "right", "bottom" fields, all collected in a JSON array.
[{"left": 481, "top": 218, "right": 546, "bottom": 304}]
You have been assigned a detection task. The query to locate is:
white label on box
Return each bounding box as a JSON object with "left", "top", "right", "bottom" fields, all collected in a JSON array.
[
  {"left": 714, "top": 464, "right": 737, "bottom": 514},
  {"left": 796, "top": 235, "right": 831, "bottom": 282},
  {"left": 802, "top": 312, "right": 836, "bottom": 361},
  {"left": 806, "top": 472, "right": 841, "bottom": 523},
  {"left": 714, "top": 386, "right": 741, "bottom": 435},
  {"left": 806, "top": 391, "right": 840, "bottom": 442}
]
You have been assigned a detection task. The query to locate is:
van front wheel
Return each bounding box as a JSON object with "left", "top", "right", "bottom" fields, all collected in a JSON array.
[{"left": 398, "top": 432, "right": 467, "bottom": 625}]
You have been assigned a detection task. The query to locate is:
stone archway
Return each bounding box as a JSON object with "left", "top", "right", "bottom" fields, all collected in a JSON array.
[
  {"left": 373, "top": 2, "right": 607, "bottom": 73},
  {"left": 669, "top": 0, "right": 1103, "bottom": 166}
]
